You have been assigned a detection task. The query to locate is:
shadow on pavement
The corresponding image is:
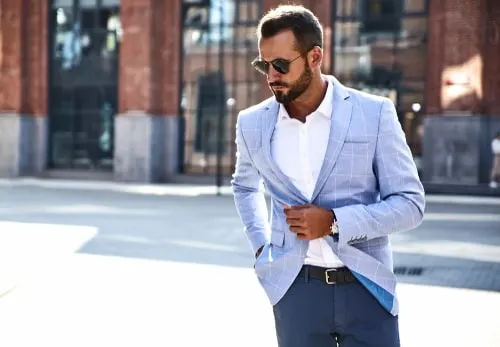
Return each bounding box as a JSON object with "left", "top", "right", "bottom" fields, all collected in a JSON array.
[{"left": 1, "top": 186, "right": 499, "bottom": 293}]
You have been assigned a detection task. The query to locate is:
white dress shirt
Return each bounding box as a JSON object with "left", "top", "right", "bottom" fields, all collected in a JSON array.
[
  {"left": 271, "top": 81, "right": 344, "bottom": 268},
  {"left": 492, "top": 138, "right": 500, "bottom": 155}
]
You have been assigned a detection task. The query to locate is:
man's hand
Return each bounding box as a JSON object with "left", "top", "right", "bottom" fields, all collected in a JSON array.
[{"left": 284, "top": 204, "right": 334, "bottom": 241}]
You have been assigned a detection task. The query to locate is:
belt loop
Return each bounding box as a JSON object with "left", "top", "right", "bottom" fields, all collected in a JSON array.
[{"left": 305, "top": 266, "right": 309, "bottom": 283}]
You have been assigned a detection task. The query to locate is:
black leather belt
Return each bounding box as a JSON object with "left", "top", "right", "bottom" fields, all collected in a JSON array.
[{"left": 299, "top": 265, "right": 356, "bottom": 284}]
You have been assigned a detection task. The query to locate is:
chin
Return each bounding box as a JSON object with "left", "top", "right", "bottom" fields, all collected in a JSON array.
[{"left": 275, "top": 95, "right": 288, "bottom": 103}]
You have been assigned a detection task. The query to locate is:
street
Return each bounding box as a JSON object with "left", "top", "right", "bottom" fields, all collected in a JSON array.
[{"left": 0, "top": 179, "right": 499, "bottom": 347}]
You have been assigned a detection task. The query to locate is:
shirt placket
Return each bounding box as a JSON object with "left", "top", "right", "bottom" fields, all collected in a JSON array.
[{"left": 299, "top": 122, "right": 315, "bottom": 200}]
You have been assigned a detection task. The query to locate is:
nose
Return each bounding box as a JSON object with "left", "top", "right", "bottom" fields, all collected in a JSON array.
[{"left": 266, "top": 64, "right": 282, "bottom": 84}]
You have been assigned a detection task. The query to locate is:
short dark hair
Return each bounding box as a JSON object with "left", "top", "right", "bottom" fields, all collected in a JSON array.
[{"left": 257, "top": 5, "right": 323, "bottom": 55}]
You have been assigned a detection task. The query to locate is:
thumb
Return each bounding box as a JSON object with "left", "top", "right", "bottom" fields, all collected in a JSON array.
[{"left": 288, "top": 204, "right": 308, "bottom": 210}]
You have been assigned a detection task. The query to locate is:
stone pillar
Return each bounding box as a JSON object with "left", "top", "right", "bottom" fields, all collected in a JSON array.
[
  {"left": 422, "top": 0, "right": 500, "bottom": 185},
  {"left": 0, "top": 0, "right": 48, "bottom": 177},
  {"left": 114, "top": 0, "right": 181, "bottom": 182}
]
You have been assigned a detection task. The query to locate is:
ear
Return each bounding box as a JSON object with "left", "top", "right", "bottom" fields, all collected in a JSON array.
[{"left": 308, "top": 46, "right": 323, "bottom": 68}]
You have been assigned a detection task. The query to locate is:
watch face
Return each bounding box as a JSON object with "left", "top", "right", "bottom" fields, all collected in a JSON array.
[{"left": 331, "top": 223, "right": 339, "bottom": 234}]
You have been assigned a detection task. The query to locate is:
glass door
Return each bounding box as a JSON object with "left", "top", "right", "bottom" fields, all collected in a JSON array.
[{"left": 48, "top": 0, "right": 121, "bottom": 170}]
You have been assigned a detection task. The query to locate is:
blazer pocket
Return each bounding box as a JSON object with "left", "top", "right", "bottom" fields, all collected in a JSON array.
[{"left": 271, "top": 229, "right": 285, "bottom": 247}]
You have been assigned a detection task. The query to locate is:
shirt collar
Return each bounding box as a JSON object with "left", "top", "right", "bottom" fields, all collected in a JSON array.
[{"left": 277, "top": 80, "right": 333, "bottom": 122}]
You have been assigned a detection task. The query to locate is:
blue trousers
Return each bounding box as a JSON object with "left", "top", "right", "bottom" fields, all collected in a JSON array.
[{"left": 272, "top": 270, "right": 400, "bottom": 347}]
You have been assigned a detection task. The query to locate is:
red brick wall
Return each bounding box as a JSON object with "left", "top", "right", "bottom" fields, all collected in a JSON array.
[
  {"left": 482, "top": 0, "right": 500, "bottom": 115},
  {"left": 426, "top": 0, "right": 500, "bottom": 116},
  {"left": 119, "top": 0, "right": 153, "bottom": 113},
  {"left": 119, "top": 0, "right": 181, "bottom": 116},
  {"left": 425, "top": 0, "right": 444, "bottom": 114},
  {"left": 0, "top": 0, "right": 23, "bottom": 112},
  {"left": 0, "top": 0, "right": 47, "bottom": 115},
  {"left": 22, "top": 0, "right": 48, "bottom": 116},
  {"left": 1, "top": 0, "right": 495, "bottom": 119}
]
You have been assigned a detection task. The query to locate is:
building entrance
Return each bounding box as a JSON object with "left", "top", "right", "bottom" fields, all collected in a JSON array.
[{"left": 48, "top": 0, "right": 121, "bottom": 170}]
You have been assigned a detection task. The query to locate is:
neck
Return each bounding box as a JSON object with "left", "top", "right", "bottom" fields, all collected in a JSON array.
[{"left": 285, "top": 75, "right": 328, "bottom": 122}]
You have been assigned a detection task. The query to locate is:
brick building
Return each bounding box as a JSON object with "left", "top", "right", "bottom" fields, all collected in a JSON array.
[{"left": 0, "top": 0, "right": 499, "bottom": 188}]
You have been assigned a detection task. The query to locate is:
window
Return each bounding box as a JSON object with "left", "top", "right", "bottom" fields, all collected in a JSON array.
[
  {"left": 183, "top": 0, "right": 235, "bottom": 45},
  {"left": 362, "top": 0, "right": 401, "bottom": 33},
  {"left": 204, "top": 0, "right": 235, "bottom": 43},
  {"left": 194, "top": 72, "right": 227, "bottom": 154}
]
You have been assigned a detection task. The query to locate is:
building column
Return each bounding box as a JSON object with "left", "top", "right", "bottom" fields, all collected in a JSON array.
[
  {"left": 114, "top": 0, "right": 181, "bottom": 182},
  {"left": 423, "top": 0, "right": 500, "bottom": 185},
  {"left": 482, "top": 0, "right": 500, "bottom": 115},
  {"left": 0, "top": 0, "right": 48, "bottom": 177}
]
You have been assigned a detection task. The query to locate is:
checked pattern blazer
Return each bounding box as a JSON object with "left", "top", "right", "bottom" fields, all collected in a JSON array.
[{"left": 231, "top": 75, "right": 425, "bottom": 315}]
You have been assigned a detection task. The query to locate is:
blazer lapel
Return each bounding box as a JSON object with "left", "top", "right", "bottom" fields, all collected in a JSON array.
[
  {"left": 310, "top": 77, "right": 353, "bottom": 202},
  {"left": 262, "top": 100, "right": 308, "bottom": 204}
]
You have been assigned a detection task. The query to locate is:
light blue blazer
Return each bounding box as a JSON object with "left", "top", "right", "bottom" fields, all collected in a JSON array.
[{"left": 231, "top": 76, "right": 425, "bottom": 315}]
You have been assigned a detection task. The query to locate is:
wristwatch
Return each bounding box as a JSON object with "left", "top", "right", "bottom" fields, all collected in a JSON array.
[
  {"left": 330, "top": 219, "right": 339, "bottom": 236},
  {"left": 329, "top": 210, "right": 339, "bottom": 236}
]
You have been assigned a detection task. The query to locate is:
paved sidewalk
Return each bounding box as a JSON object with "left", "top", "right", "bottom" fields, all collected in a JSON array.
[
  {"left": 2, "top": 177, "right": 500, "bottom": 201},
  {"left": 0, "top": 179, "right": 499, "bottom": 346},
  {"left": 1, "top": 251, "right": 499, "bottom": 347}
]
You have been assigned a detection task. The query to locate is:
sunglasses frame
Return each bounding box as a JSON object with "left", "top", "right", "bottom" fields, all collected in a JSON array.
[{"left": 251, "top": 54, "right": 302, "bottom": 75}]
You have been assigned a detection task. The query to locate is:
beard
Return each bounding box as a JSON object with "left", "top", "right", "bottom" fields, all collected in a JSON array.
[{"left": 270, "top": 63, "right": 313, "bottom": 105}]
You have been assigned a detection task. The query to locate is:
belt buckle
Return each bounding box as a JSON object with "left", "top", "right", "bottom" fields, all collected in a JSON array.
[{"left": 325, "top": 268, "right": 338, "bottom": 284}]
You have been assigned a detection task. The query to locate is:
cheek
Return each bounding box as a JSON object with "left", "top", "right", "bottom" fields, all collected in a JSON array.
[{"left": 285, "top": 74, "right": 301, "bottom": 87}]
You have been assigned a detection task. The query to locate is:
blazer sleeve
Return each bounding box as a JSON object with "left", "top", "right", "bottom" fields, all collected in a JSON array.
[
  {"left": 231, "top": 116, "right": 270, "bottom": 254},
  {"left": 333, "top": 98, "right": 425, "bottom": 246}
]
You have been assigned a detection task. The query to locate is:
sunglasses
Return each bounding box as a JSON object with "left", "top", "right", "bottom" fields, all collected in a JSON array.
[{"left": 251, "top": 55, "right": 302, "bottom": 75}]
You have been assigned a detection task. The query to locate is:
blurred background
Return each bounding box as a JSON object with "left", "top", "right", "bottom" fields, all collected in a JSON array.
[
  {"left": 0, "top": 0, "right": 499, "bottom": 196},
  {"left": 0, "top": 1, "right": 499, "bottom": 347}
]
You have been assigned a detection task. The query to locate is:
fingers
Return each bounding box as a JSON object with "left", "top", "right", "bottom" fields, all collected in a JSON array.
[
  {"left": 284, "top": 208, "right": 304, "bottom": 219},
  {"left": 289, "top": 225, "right": 304, "bottom": 233},
  {"left": 286, "top": 217, "right": 302, "bottom": 225},
  {"left": 296, "top": 233, "right": 308, "bottom": 240},
  {"left": 290, "top": 227, "right": 313, "bottom": 241},
  {"left": 289, "top": 225, "right": 314, "bottom": 241},
  {"left": 284, "top": 204, "right": 310, "bottom": 211},
  {"left": 295, "top": 232, "right": 313, "bottom": 241},
  {"left": 283, "top": 203, "right": 315, "bottom": 240}
]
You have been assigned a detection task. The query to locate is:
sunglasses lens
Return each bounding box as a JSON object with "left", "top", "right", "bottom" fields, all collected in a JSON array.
[
  {"left": 272, "top": 60, "right": 290, "bottom": 74},
  {"left": 252, "top": 60, "right": 268, "bottom": 74},
  {"left": 252, "top": 58, "right": 292, "bottom": 74}
]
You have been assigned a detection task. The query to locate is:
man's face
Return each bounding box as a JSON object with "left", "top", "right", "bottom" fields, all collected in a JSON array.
[{"left": 258, "top": 30, "right": 312, "bottom": 105}]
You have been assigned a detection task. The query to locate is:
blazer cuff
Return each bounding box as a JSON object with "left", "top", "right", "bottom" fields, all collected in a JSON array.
[
  {"left": 331, "top": 205, "right": 369, "bottom": 246},
  {"left": 248, "top": 231, "right": 270, "bottom": 255}
]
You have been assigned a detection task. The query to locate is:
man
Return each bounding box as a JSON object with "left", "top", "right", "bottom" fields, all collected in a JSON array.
[
  {"left": 231, "top": 5, "right": 425, "bottom": 347},
  {"left": 490, "top": 132, "right": 500, "bottom": 188}
]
